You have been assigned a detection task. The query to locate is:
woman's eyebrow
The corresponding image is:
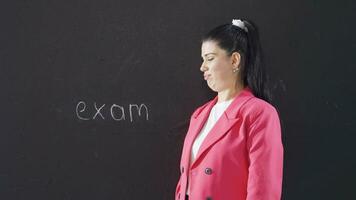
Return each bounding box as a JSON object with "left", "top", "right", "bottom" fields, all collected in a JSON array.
[{"left": 201, "top": 53, "right": 217, "bottom": 58}]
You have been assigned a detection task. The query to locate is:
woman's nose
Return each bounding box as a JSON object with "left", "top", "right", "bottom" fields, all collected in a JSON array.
[{"left": 200, "top": 61, "right": 207, "bottom": 72}]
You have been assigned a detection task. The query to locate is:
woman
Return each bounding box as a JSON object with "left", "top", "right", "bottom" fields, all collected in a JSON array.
[{"left": 175, "top": 19, "right": 284, "bottom": 200}]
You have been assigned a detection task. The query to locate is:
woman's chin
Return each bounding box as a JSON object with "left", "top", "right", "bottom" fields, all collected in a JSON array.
[{"left": 207, "top": 84, "right": 219, "bottom": 92}]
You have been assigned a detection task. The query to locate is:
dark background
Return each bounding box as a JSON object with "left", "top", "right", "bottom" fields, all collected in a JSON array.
[{"left": 1, "top": 0, "right": 355, "bottom": 199}]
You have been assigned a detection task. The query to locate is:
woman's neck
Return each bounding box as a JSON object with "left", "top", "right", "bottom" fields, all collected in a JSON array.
[{"left": 217, "top": 84, "right": 245, "bottom": 103}]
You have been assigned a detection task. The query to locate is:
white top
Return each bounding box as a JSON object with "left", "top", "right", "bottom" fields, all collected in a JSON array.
[{"left": 186, "top": 98, "right": 234, "bottom": 195}]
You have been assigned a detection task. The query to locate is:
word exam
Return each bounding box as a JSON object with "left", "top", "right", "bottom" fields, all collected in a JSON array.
[{"left": 76, "top": 101, "right": 149, "bottom": 122}]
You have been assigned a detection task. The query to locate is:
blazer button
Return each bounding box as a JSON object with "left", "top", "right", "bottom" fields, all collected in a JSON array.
[
  {"left": 205, "top": 167, "right": 212, "bottom": 175},
  {"left": 181, "top": 167, "right": 184, "bottom": 173}
]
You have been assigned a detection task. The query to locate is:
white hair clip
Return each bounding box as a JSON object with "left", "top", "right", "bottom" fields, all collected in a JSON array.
[{"left": 232, "top": 19, "right": 248, "bottom": 33}]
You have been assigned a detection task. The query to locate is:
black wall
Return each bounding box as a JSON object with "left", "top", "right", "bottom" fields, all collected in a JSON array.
[{"left": 1, "top": 0, "right": 355, "bottom": 199}]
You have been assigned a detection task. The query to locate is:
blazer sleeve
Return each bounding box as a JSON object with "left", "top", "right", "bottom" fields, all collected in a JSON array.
[
  {"left": 246, "top": 106, "right": 284, "bottom": 200},
  {"left": 175, "top": 176, "right": 181, "bottom": 200},
  {"left": 174, "top": 106, "right": 201, "bottom": 200}
]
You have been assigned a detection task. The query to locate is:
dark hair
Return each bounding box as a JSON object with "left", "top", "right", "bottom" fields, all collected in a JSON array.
[{"left": 201, "top": 19, "right": 272, "bottom": 103}]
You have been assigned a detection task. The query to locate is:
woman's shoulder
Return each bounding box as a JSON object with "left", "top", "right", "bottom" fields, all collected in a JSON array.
[
  {"left": 240, "top": 96, "right": 280, "bottom": 123},
  {"left": 243, "top": 96, "right": 277, "bottom": 112},
  {"left": 190, "top": 98, "right": 215, "bottom": 117}
]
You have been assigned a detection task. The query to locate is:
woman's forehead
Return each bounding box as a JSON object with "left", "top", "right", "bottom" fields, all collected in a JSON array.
[{"left": 201, "top": 41, "right": 222, "bottom": 56}]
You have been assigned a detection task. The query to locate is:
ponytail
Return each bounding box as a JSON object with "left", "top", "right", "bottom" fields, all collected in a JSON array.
[{"left": 243, "top": 19, "right": 272, "bottom": 103}]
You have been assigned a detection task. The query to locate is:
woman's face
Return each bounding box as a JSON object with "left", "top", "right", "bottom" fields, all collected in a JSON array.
[{"left": 200, "top": 40, "right": 239, "bottom": 92}]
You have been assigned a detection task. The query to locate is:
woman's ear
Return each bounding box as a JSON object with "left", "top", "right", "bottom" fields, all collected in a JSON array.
[{"left": 231, "top": 52, "right": 241, "bottom": 68}]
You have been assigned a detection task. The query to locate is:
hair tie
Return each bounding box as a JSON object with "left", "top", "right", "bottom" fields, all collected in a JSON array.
[{"left": 232, "top": 19, "right": 248, "bottom": 33}]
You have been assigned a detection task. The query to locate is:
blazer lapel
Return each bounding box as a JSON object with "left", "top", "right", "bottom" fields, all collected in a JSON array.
[
  {"left": 188, "top": 87, "right": 254, "bottom": 168},
  {"left": 181, "top": 96, "right": 217, "bottom": 168}
]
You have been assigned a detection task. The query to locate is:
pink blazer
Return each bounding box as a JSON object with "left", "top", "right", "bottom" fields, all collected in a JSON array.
[{"left": 175, "top": 87, "right": 284, "bottom": 200}]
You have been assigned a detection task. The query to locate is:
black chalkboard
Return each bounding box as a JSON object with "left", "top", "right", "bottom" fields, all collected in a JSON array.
[{"left": 1, "top": 0, "right": 355, "bottom": 199}]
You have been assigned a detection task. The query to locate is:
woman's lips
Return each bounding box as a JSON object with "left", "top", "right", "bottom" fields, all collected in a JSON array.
[{"left": 204, "top": 75, "right": 210, "bottom": 80}]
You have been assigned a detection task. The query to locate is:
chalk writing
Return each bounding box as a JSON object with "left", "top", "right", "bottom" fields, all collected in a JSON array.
[{"left": 76, "top": 101, "right": 149, "bottom": 122}]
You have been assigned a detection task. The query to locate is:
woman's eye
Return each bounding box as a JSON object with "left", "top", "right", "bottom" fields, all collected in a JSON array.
[{"left": 201, "top": 58, "right": 214, "bottom": 62}]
